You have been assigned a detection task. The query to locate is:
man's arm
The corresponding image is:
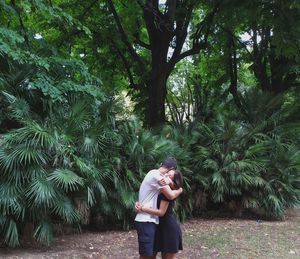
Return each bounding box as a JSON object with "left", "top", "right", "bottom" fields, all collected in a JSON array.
[{"left": 160, "top": 185, "right": 183, "bottom": 200}]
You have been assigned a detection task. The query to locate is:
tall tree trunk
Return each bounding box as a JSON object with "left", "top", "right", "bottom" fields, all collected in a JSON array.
[
  {"left": 145, "top": 48, "right": 170, "bottom": 127},
  {"left": 143, "top": 1, "right": 172, "bottom": 128},
  {"left": 146, "top": 71, "right": 168, "bottom": 128},
  {"left": 146, "top": 47, "right": 170, "bottom": 127},
  {"left": 252, "top": 27, "right": 270, "bottom": 92},
  {"left": 227, "top": 33, "right": 243, "bottom": 110}
]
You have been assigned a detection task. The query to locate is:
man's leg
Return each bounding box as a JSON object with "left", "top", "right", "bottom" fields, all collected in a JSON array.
[{"left": 135, "top": 221, "right": 157, "bottom": 258}]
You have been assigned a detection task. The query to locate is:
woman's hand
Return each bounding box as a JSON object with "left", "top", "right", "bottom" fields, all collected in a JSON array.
[{"left": 135, "top": 201, "right": 143, "bottom": 212}]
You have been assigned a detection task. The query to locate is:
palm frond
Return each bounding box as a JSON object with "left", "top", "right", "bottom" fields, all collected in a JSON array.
[
  {"left": 47, "top": 169, "right": 84, "bottom": 192},
  {"left": 52, "top": 197, "right": 80, "bottom": 224},
  {"left": 0, "top": 183, "right": 23, "bottom": 218},
  {"left": 3, "top": 218, "right": 20, "bottom": 247},
  {"left": 26, "top": 177, "right": 58, "bottom": 207},
  {"left": 2, "top": 91, "right": 31, "bottom": 121},
  {"left": 34, "top": 221, "right": 53, "bottom": 246}
]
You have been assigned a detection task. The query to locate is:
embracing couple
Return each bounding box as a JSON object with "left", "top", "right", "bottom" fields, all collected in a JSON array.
[{"left": 134, "top": 157, "right": 183, "bottom": 259}]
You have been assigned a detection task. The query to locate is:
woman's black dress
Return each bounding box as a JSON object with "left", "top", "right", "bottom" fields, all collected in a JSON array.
[{"left": 154, "top": 193, "right": 183, "bottom": 253}]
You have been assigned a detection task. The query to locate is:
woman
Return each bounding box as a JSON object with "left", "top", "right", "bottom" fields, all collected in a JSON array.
[{"left": 135, "top": 170, "right": 183, "bottom": 259}]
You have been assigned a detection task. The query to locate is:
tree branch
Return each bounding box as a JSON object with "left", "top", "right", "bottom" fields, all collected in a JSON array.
[
  {"left": 133, "top": 35, "right": 151, "bottom": 49},
  {"left": 135, "top": 0, "right": 144, "bottom": 9},
  {"left": 11, "top": 0, "right": 30, "bottom": 49},
  {"left": 143, "top": 0, "right": 159, "bottom": 42},
  {"left": 167, "top": 0, "right": 221, "bottom": 72},
  {"left": 219, "top": 25, "right": 254, "bottom": 60},
  {"left": 107, "top": 0, "right": 145, "bottom": 70},
  {"left": 116, "top": 48, "right": 135, "bottom": 86},
  {"left": 58, "top": 0, "right": 100, "bottom": 48},
  {"left": 78, "top": 0, "right": 99, "bottom": 20},
  {"left": 170, "top": 2, "right": 194, "bottom": 59},
  {"left": 168, "top": 42, "right": 206, "bottom": 73},
  {"left": 193, "top": 0, "right": 222, "bottom": 47}
]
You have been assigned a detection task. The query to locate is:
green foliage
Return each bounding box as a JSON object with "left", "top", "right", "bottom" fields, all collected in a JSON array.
[
  {"left": 0, "top": 0, "right": 299, "bottom": 248},
  {"left": 0, "top": 90, "right": 118, "bottom": 246},
  {"left": 187, "top": 91, "right": 300, "bottom": 218},
  {"left": 0, "top": 10, "right": 117, "bottom": 244}
]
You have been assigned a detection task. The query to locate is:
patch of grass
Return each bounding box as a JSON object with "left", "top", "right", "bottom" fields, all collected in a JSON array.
[{"left": 182, "top": 213, "right": 300, "bottom": 259}]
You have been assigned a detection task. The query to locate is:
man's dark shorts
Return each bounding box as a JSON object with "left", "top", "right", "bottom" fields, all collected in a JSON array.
[{"left": 135, "top": 221, "right": 157, "bottom": 256}]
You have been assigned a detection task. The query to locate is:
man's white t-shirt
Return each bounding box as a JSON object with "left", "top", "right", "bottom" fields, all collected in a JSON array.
[{"left": 135, "top": 169, "right": 164, "bottom": 224}]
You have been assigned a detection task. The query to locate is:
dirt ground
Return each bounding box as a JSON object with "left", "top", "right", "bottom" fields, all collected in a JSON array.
[{"left": 0, "top": 210, "right": 299, "bottom": 259}]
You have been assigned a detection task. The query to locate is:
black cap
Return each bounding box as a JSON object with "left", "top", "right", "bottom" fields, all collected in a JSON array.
[{"left": 161, "top": 157, "right": 177, "bottom": 170}]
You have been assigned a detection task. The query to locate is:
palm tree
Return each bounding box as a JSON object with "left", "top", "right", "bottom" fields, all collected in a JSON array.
[
  {"left": 190, "top": 90, "right": 300, "bottom": 218},
  {"left": 0, "top": 90, "right": 117, "bottom": 246}
]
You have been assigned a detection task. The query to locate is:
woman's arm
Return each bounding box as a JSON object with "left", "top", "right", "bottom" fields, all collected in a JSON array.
[
  {"left": 135, "top": 200, "right": 169, "bottom": 217},
  {"left": 160, "top": 185, "right": 183, "bottom": 200}
]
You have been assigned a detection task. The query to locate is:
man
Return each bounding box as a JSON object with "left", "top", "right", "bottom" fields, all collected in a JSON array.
[{"left": 135, "top": 157, "right": 183, "bottom": 259}]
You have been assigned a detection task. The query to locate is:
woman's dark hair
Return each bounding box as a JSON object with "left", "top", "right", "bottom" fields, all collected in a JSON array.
[{"left": 173, "top": 170, "right": 183, "bottom": 189}]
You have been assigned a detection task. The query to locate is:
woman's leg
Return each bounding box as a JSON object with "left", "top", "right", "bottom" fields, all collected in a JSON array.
[{"left": 162, "top": 252, "right": 177, "bottom": 259}]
